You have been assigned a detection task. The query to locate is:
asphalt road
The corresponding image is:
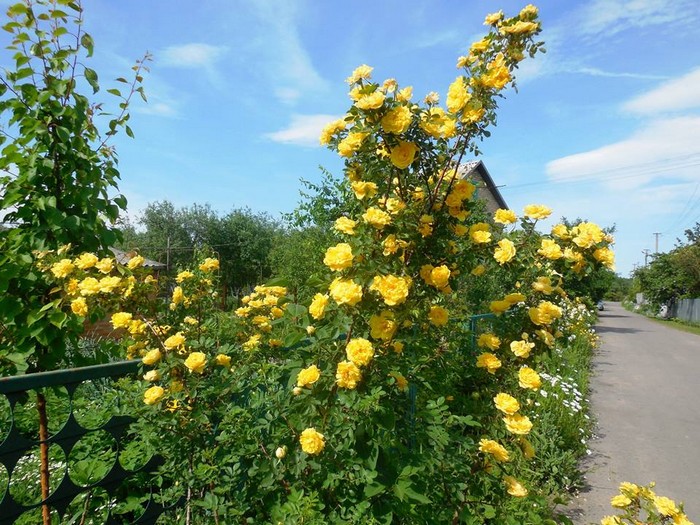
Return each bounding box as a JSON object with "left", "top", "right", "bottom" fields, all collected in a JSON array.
[{"left": 562, "top": 302, "right": 700, "bottom": 523}]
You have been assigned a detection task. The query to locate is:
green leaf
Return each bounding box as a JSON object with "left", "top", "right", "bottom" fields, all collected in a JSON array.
[
  {"left": 84, "top": 66, "right": 98, "bottom": 93},
  {"left": 80, "top": 33, "right": 94, "bottom": 57},
  {"left": 363, "top": 481, "right": 386, "bottom": 498},
  {"left": 106, "top": 88, "right": 121, "bottom": 97}
]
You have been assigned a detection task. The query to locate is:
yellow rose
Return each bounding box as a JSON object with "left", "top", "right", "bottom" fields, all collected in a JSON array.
[
  {"left": 477, "top": 333, "right": 500, "bottom": 350},
  {"left": 428, "top": 305, "right": 449, "bottom": 326},
  {"left": 297, "top": 364, "right": 321, "bottom": 387},
  {"left": 362, "top": 207, "right": 392, "bottom": 229},
  {"left": 369, "top": 274, "right": 411, "bottom": 306},
  {"left": 199, "top": 257, "right": 219, "bottom": 272},
  {"left": 172, "top": 286, "right": 185, "bottom": 305},
  {"left": 329, "top": 278, "right": 363, "bottom": 307},
  {"left": 470, "top": 223, "right": 491, "bottom": 244},
  {"left": 484, "top": 10, "right": 503, "bottom": 25},
  {"left": 494, "top": 393, "right": 520, "bottom": 415},
  {"left": 111, "top": 312, "right": 133, "bottom": 330},
  {"left": 142, "top": 348, "right": 162, "bottom": 366},
  {"left": 98, "top": 276, "right": 121, "bottom": 293},
  {"left": 346, "top": 64, "right": 373, "bottom": 84},
  {"left": 476, "top": 353, "right": 502, "bottom": 374},
  {"left": 215, "top": 354, "right": 232, "bottom": 367},
  {"left": 532, "top": 276, "right": 554, "bottom": 294},
  {"left": 446, "top": 76, "right": 471, "bottom": 114},
  {"left": 309, "top": 293, "right": 330, "bottom": 320},
  {"left": 429, "top": 265, "right": 451, "bottom": 290},
  {"left": 127, "top": 255, "right": 145, "bottom": 269},
  {"left": 528, "top": 301, "right": 563, "bottom": 326},
  {"left": 369, "top": 311, "right": 398, "bottom": 341},
  {"left": 504, "top": 292, "right": 526, "bottom": 305},
  {"left": 381, "top": 105, "right": 413, "bottom": 134},
  {"left": 50, "top": 259, "right": 75, "bottom": 279},
  {"left": 95, "top": 258, "right": 114, "bottom": 274},
  {"left": 323, "top": 243, "right": 354, "bottom": 271},
  {"left": 334, "top": 216, "right": 357, "bottom": 235},
  {"left": 523, "top": 204, "right": 552, "bottom": 220},
  {"left": 338, "top": 132, "right": 368, "bottom": 157},
  {"left": 319, "top": 118, "right": 347, "bottom": 145},
  {"left": 164, "top": 332, "right": 186, "bottom": 351},
  {"left": 593, "top": 247, "right": 615, "bottom": 269},
  {"left": 479, "top": 439, "right": 509, "bottom": 462},
  {"left": 351, "top": 180, "right": 378, "bottom": 200},
  {"left": 489, "top": 300, "right": 511, "bottom": 314},
  {"left": 184, "top": 351, "right": 207, "bottom": 374},
  {"left": 518, "top": 367, "right": 541, "bottom": 390},
  {"left": 494, "top": 208, "right": 517, "bottom": 224},
  {"left": 70, "top": 297, "right": 88, "bottom": 317},
  {"left": 610, "top": 494, "right": 632, "bottom": 508},
  {"left": 176, "top": 270, "right": 194, "bottom": 283},
  {"left": 503, "top": 414, "right": 533, "bottom": 435},
  {"left": 653, "top": 495, "right": 679, "bottom": 516},
  {"left": 494, "top": 239, "right": 516, "bottom": 264},
  {"left": 389, "top": 141, "right": 418, "bottom": 169},
  {"left": 396, "top": 86, "right": 413, "bottom": 102},
  {"left": 299, "top": 427, "right": 325, "bottom": 455},
  {"left": 74, "top": 253, "right": 98, "bottom": 270},
  {"left": 510, "top": 340, "right": 535, "bottom": 359},
  {"left": 504, "top": 476, "right": 528, "bottom": 497},
  {"left": 336, "top": 360, "right": 362, "bottom": 389},
  {"left": 143, "top": 386, "right": 165, "bottom": 405},
  {"left": 537, "top": 239, "right": 563, "bottom": 260},
  {"left": 500, "top": 20, "right": 539, "bottom": 35},
  {"left": 551, "top": 223, "right": 569, "bottom": 239},
  {"left": 143, "top": 370, "right": 160, "bottom": 382},
  {"left": 346, "top": 338, "right": 374, "bottom": 367},
  {"left": 471, "top": 264, "right": 486, "bottom": 276}
]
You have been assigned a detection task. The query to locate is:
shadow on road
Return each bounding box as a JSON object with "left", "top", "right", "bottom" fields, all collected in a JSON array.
[
  {"left": 595, "top": 326, "right": 645, "bottom": 334},
  {"left": 597, "top": 314, "right": 627, "bottom": 319}
]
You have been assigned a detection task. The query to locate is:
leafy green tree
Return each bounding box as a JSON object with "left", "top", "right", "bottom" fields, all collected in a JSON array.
[{"left": 0, "top": 0, "right": 147, "bottom": 373}]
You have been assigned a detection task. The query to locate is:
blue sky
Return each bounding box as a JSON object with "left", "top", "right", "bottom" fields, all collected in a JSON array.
[{"left": 42, "top": 1, "right": 700, "bottom": 275}]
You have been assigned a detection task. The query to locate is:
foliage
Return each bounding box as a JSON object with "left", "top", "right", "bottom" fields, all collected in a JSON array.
[
  {"left": 600, "top": 482, "right": 693, "bottom": 525},
  {"left": 0, "top": 0, "right": 147, "bottom": 374},
  {"left": 121, "top": 200, "right": 281, "bottom": 297},
  {"left": 633, "top": 222, "right": 700, "bottom": 308}
]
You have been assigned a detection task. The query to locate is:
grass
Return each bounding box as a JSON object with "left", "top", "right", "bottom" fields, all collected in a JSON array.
[{"left": 646, "top": 316, "right": 700, "bottom": 336}]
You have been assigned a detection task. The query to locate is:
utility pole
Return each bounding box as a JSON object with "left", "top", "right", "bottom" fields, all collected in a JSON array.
[
  {"left": 653, "top": 232, "right": 662, "bottom": 253},
  {"left": 641, "top": 249, "right": 651, "bottom": 267}
]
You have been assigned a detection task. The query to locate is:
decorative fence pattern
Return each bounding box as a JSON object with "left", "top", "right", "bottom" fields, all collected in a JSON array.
[{"left": 0, "top": 361, "right": 173, "bottom": 525}]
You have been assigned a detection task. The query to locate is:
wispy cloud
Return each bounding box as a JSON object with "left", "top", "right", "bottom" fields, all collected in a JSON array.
[
  {"left": 572, "top": 67, "right": 668, "bottom": 80},
  {"left": 546, "top": 116, "right": 700, "bottom": 189},
  {"left": 623, "top": 67, "right": 700, "bottom": 115},
  {"left": 134, "top": 101, "right": 179, "bottom": 118},
  {"left": 247, "top": 2, "right": 328, "bottom": 104},
  {"left": 160, "top": 43, "right": 227, "bottom": 69},
  {"left": 576, "top": 0, "right": 696, "bottom": 36},
  {"left": 264, "top": 114, "right": 339, "bottom": 147}
]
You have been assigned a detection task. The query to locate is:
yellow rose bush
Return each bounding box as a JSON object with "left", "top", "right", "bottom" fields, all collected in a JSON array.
[
  {"left": 29, "top": 6, "right": 646, "bottom": 524},
  {"left": 600, "top": 482, "right": 694, "bottom": 525}
]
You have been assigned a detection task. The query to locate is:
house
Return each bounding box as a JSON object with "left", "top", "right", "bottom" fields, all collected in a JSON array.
[{"left": 458, "top": 160, "right": 508, "bottom": 213}]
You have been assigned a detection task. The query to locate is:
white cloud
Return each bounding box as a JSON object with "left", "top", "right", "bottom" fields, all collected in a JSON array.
[
  {"left": 623, "top": 67, "right": 700, "bottom": 115},
  {"left": 264, "top": 114, "right": 339, "bottom": 147},
  {"left": 577, "top": 0, "right": 696, "bottom": 36},
  {"left": 546, "top": 116, "right": 700, "bottom": 189},
  {"left": 135, "top": 102, "right": 179, "bottom": 118},
  {"left": 573, "top": 67, "right": 668, "bottom": 80},
  {"left": 247, "top": 1, "right": 328, "bottom": 103},
  {"left": 160, "top": 43, "right": 227, "bottom": 69}
]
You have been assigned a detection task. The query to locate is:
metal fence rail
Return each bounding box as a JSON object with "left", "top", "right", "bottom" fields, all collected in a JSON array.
[{"left": 0, "top": 361, "right": 172, "bottom": 525}]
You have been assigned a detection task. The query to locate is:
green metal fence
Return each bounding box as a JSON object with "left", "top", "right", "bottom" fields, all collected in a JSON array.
[{"left": 0, "top": 361, "right": 174, "bottom": 525}]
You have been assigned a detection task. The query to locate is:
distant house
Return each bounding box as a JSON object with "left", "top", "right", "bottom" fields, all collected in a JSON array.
[{"left": 458, "top": 160, "right": 508, "bottom": 213}]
